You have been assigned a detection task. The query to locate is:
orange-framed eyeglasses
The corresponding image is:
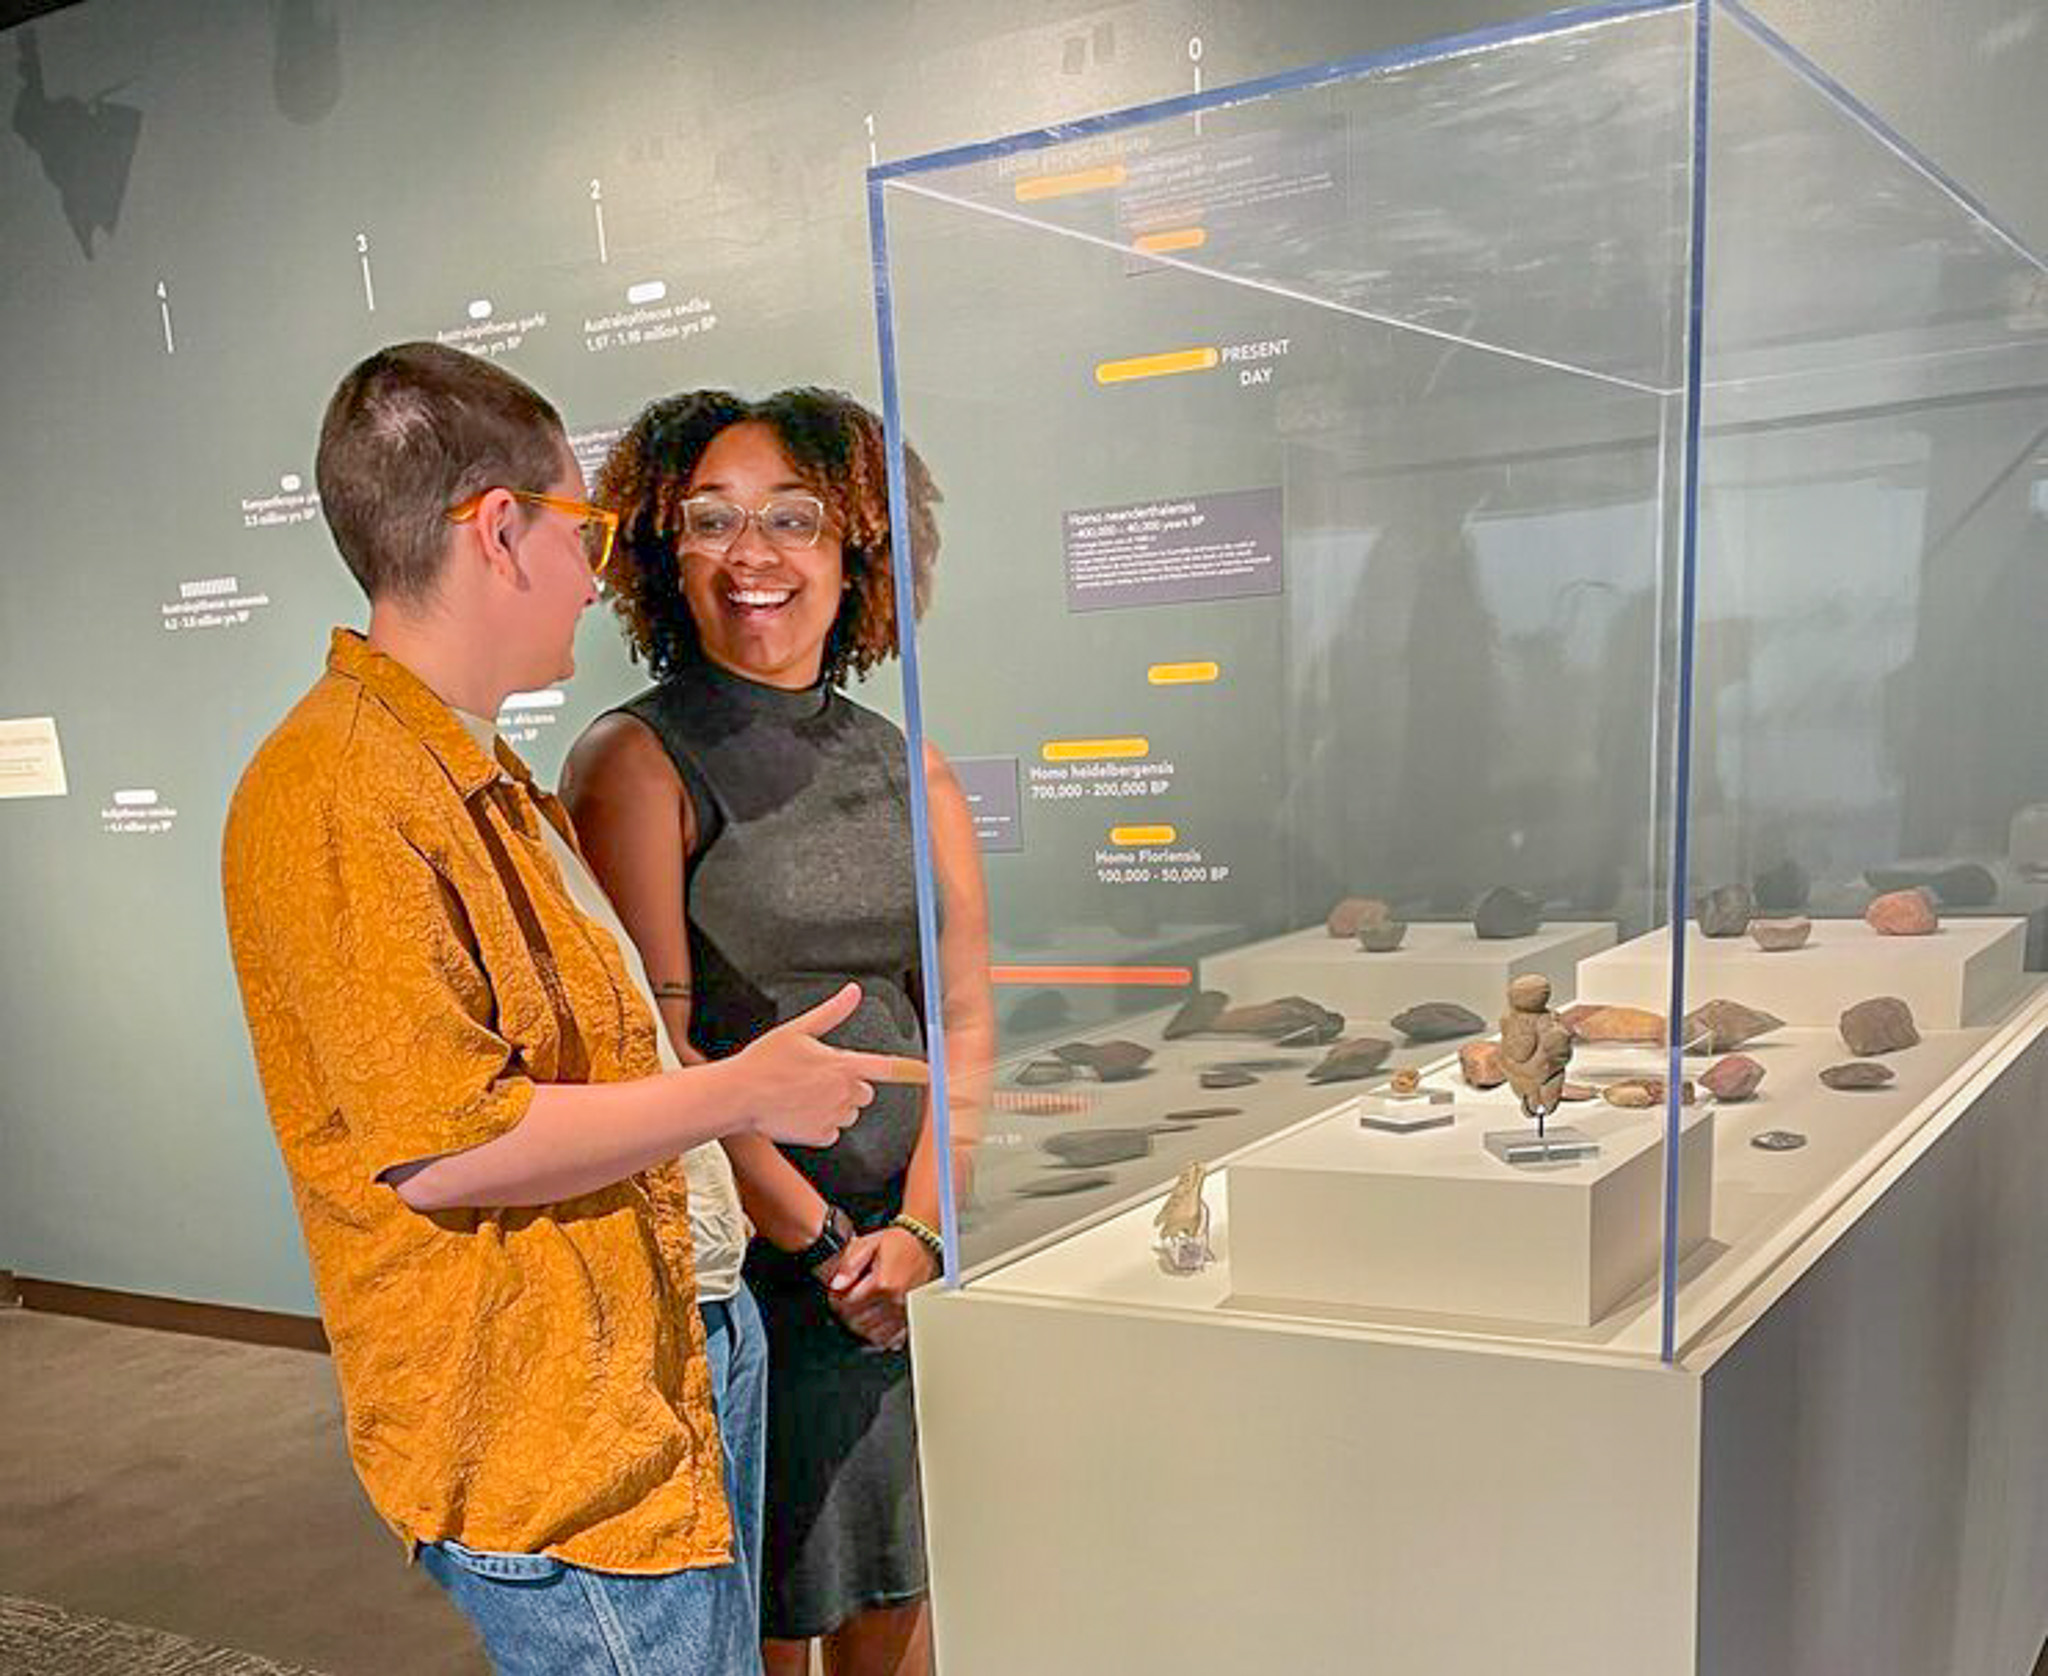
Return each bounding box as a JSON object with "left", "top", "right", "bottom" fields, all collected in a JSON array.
[{"left": 447, "top": 490, "right": 619, "bottom": 580}]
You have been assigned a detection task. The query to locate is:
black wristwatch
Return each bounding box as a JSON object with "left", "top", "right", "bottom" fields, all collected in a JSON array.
[{"left": 795, "top": 1204, "right": 855, "bottom": 1274}]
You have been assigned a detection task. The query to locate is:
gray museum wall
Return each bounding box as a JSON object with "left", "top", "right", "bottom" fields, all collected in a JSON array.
[{"left": 0, "top": 0, "right": 2040, "bottom": 1315}]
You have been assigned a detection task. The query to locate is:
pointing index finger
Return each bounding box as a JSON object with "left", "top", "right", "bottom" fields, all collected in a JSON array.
[{"left": 840, "top": 1051, "right": 931, "bottom": 1087}]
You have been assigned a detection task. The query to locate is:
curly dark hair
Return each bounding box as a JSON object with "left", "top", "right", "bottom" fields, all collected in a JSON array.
[{"left": 596, "top": 387, "right": 940, "bottom": 686}]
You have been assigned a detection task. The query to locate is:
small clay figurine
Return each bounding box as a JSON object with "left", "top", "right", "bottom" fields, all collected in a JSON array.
[{"left": 1499, "top": 973, "right": 1574, "bottom": 1137}]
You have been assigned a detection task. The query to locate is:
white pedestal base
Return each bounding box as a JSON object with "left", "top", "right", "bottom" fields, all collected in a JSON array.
[
  {"left": 1227, "top": 1098, "right": 1714, "bottom": 1326},
  {"left": 1358, "top": 1090, "right": 1459, "bottom": 1133},
  {"left": 1199, "top": 920, "right": 1618, "bottom": 1019},
  {"left": 1574, "top": 917, "right": 2026, "bottom": 1029}
]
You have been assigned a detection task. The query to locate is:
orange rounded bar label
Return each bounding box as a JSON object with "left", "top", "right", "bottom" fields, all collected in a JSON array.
[
  {"left": 1146, "top": 661, "right": 1220, "bottom": 685},
  {"left": 1134, "top": 227, "right": 1207, "bottom": 255},
  {"left": 1094, "top": 348, "right": 1219, "bottom": 385},
  {"left": 1110, "top": 825, "right": 1177, "bottom": 846},
  {"left": 1015, "top": 164, "right": 1128, "bottom": 202},
  {"left": 990, "top": 965, "right": 1193, "bottom": 987},
  {"left": 1042, "top": 736, "right": 1149, "bottom": 761}
]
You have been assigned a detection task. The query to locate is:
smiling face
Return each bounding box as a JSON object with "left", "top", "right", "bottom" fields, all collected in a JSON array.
[{"left": 677, "top": 420, "right": 846, "bottom": 690}]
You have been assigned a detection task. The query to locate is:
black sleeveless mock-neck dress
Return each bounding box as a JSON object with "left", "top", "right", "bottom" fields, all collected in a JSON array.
[{"left": 618, "top": 657, "right": 929, "bottom": 1639}]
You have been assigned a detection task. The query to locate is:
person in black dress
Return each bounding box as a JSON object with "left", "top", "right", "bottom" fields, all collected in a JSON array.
[{"left": 562, "top": 389, "right": 993, "bottom": 1676}]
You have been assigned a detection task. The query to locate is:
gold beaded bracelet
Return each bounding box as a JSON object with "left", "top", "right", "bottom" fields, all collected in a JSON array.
[{"left": 890, "top": 1214, "right": 945, "bottom": 1269}]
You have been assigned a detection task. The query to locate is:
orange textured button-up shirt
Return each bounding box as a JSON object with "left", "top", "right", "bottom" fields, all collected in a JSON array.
[{"left": 222, "top": 629, "right": 730, "bottom": 1574}]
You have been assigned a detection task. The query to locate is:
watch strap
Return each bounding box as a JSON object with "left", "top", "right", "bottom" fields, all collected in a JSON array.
[{"left": 794, "top": 1204, "right": 854, "bottom": 1272}]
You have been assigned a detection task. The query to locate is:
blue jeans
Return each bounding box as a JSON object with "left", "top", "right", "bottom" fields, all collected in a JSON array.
[
  {"left": 422, "top": 1287, "right": 770, "bottom": 1675},
  {"left": 702, "top": 1286, "right": 768, "bottom": 1625}
]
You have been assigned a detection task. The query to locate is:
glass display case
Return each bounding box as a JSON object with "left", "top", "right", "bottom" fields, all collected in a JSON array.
[{"left": 869, "top": 0, "right": 2047, "bottom": 1363}]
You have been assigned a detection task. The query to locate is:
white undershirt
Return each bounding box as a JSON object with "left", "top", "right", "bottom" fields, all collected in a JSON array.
[{"left": 456, "top": 711, "right": 747, "bottom": 1304}]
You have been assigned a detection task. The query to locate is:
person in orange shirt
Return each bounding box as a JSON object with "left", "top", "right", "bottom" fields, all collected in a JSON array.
[{"left": 222, "top": 341, "right": 926, "bottom": 1676}]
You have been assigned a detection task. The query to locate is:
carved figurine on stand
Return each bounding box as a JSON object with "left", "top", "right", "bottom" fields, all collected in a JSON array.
[
  {"left": 1500, "top": 974, "right": 1573, "bottom": 1139},
  {"left": 1153, "top": 1162, "right": 1214, "bottom": 1275},
  {"left": 1486, "top": 974, "right": 1598, "bottom": 1166}
]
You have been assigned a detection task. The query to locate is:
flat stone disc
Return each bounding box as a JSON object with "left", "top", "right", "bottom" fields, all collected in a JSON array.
[
  {"left": 1751, "top": 1129, "right": 1808, "bottom": 1152},
  {"left": 1014, "top": 1172, "right": 1115, "bottom": 1198}
]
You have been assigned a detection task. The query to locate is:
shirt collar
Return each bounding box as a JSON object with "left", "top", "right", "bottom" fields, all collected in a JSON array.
[{"left": 325, "top": 628, "right": 540, "bottom": 799}]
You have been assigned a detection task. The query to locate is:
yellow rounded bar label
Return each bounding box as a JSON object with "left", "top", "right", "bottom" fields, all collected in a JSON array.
[
  {"left": 1015, "top": 164, "right": 1128, "bottom": 203},
  {"left": 1147, "top": 661, "right": 1220, "bottom": 685},
  {"left": 1094, "top": 347, "right": 1219, "bottom": 385},
  {"left": 1042, "top": 736, "right": 1150, "bottom": 762},
  {"left": 1134, "top": 227, "right": 1207, "bottom": 255},
  {"left": 1111, "top": 825, "right": 1177, "bottom": 846}
]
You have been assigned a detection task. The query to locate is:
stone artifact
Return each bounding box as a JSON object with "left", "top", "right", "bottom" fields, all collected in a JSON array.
[
  {"left": 1166, "top": 991, "right": 1343, "bottom": 1044},
  {"left": 1330, "top": 896, "right": 1406, "bottom": 946},
  {"left": 1749, "top": 917, "right": 1813, "bottom": 952},
  {"left": 1358, "top": 916, "right": 1409, "bottom": 953},
  {"left": 1043, "top": 1123, "right": 1191, "bottom": 1168},
  {"left": 1459, "top": 1040, "right": 1506, "bottom": 1088},
  {"left": 1695, "top": 884, "right": 1755, "bottom": 938},
  {"left": 1154, "top": 1162, "right": 1214, "bottom": 1274},
  {"left": 1700, "top": 1054, "right": 1767, "bottom": 1102},
  {"left": 1014, "top": 1060, "right": 1077, "bottom": 1087},
  {"left": 1560, "top": 1082, "right": 1596, "bottom": 1102},
  {"left": 1839, "top": 996, "right": 1920, "bottom": 1056},
  {"left": 1680, "top": 998, "right": 1783, "bottom": 1055},
  {"left": 1390, "top": 1068, "right": 1422, "bottom": 1096},
  {"left": 1052, "top": 1040, "right": 1155, "bottom": 1081},
  {"left": 1162, "top": 1107, "right": 1242, "bottom": 1122},
  {"left": 1560, "top": 1003, "right": 1666, "bottom": 1044},
  {"left": 1499, "top": 974, "right": 1574, "bottom": 1132},
  {"left": 1005, "top": 990, "right": 1072, "bottom": 1034},
  {"left": 1163, "top": 990, "right": 1228, "bottom": 1039},
  {"left": 1214, "top": 996, "right": 1344, "bottom": 1042},
  {"left": 1751, "top": 1130, "right": 1807, "bottom": 1152},
  {"left": 1866, "top": 861, "right": 1997, "bottom": 908},
  {"left": 1326, "top": 897, "right": 1378, "bottom": 938},
  {"left": 1752, "top": 858, "right": 1811, "bottom": 913},
  {"left": 1306, "top": 1037, "right": 1394, "bottom": 1084},
  {"left": 1820, "top": 1060, "right": 1895, "bottom": 1091},
  {"left": 1602, "top": 1077, "right": 1695, "bottom": 1109},
  {"left": 1390, "top": 1001, "right": 1487, "bottom": 1042},
  {"left": 1473, "top": 886, "right": 1543, "bottom": 940},
  {"left": 1865, "top": 888, "right": 1939, "bottom": 936},
  {"left": 1016, "top": 1171, "right": 1114, "bottom": 1198},
  {"left": 1199, "top": 1068, "right": 1258, "bottom": 1089}
]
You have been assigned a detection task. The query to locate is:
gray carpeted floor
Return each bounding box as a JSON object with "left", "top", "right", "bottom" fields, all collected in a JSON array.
[
  {"left": 0, "top": 1593, "right": 332, "bottom": 1675},
  {"left": 0, "top": 1311, "right": 485, "bottom": 1676}
]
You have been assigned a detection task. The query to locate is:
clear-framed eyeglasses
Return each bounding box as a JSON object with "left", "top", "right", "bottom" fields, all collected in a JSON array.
[{"left": 679, "top": 493, "right": 829, "bottom": 555}]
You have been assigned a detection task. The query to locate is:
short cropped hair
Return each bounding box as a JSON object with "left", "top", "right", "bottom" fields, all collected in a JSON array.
[
  {"left": 597, "top": 387, "right": 940, "bottom": 686},
  {"left": 314, "top": 342, "right": 566, "bottom": 603}
]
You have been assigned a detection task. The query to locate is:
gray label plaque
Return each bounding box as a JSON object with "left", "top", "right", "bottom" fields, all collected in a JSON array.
[
  {"left": 1062, "top": 487, "right": 1284, "bottom": 613},
  {"left": 952, "top": 755, "right": 1023, "bottom": 853}
]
